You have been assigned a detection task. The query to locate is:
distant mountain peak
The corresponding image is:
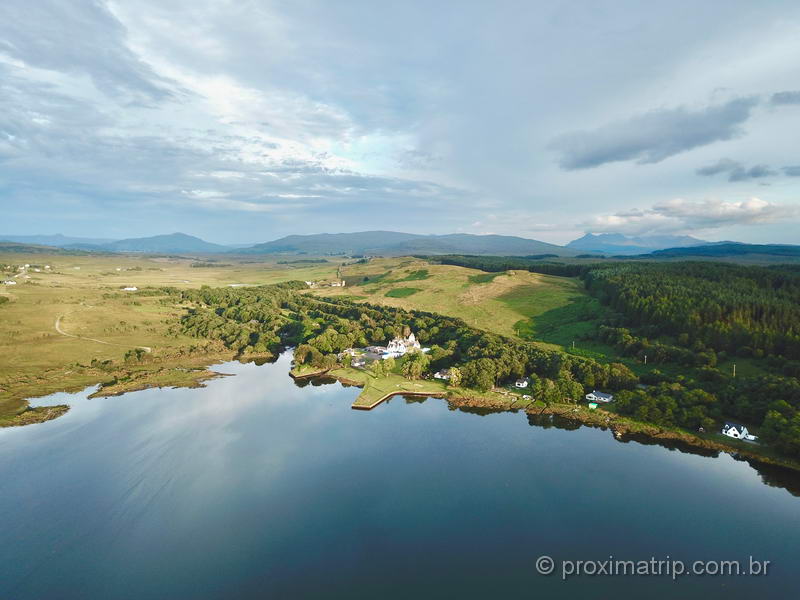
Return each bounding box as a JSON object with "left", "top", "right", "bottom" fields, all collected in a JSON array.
[{"left": 566, "top": 232, "right": 710, "bottom": 255}]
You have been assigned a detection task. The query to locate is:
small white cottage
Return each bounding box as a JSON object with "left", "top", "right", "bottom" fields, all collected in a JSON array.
[
  {"left": 515, "top": 378, "right": 529, "bottom": 389},
  {"left": 585, "top": 390, "right": 614, "bottom": 403},
  {"left": 721, "top": 422, "right": 757, "bottom": 441}
]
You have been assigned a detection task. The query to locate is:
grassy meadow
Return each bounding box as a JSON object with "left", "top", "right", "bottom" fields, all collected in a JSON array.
[
  {"left": 0, "top": 251, "right": 342, "bottom": 422},
  {"left": 319, "top": 257, "right": 586, "bottom": 345}
]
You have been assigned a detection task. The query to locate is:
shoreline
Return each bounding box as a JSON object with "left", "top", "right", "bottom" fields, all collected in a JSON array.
[
  {"left": 6, "top": 355, "right": 800, "bottom": 475},
  {"left": 352, "top": 390, "right": 447, "bottom": 410},
  {"left": 313, "top": 367, "right": 800, "bottom": 474},
  {"left": 0, "top": 349, "right": 245, "bottom": 427},
  {"left": 447, "top": 395, "right": 800, "bottom": 474}
]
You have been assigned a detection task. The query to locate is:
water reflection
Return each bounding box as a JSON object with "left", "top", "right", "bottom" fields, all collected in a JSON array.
[{"left": 1, "top": 354, "right": 799, "bottom": 599}]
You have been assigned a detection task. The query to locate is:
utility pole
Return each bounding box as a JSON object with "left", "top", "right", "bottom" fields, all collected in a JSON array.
[
  {"left": 733, "top": 363, "right": 736, "bottom": 378},
  {"left": 572, "top": 340, "right": 575, "bottom": 350},
  {"left": 644, "top": 354, "right": 647, "bottom": 365}
]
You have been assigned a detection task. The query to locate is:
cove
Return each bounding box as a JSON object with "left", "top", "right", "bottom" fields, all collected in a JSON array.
[{"left": 0, "top": 352, "right": 798, "bottom": 599}]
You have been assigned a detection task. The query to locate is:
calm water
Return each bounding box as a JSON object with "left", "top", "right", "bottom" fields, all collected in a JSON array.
[{"left": 1, "top": 353, "right": 798, "bottom": 599}]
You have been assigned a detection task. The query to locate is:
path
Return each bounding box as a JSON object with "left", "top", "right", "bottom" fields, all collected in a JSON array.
[{"left": 55, "top": 315, "right": 151, "bottom": 352}]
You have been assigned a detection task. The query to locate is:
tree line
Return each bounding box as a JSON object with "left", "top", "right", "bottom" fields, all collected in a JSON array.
[{"left": 423, "top": 256, "right": 800, "bottom": 457}]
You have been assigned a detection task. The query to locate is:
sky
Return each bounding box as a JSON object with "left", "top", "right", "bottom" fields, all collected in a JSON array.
[{"left": 1, "top": 0, "right": 799, "bottom": 245}]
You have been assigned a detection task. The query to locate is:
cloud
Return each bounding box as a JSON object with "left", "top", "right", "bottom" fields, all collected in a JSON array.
[
  {"left": 3, "top": 1, "right": 800, "bottom": 244},
  {"left": 696, "top": 158, "right": 776, "bottom": 181},
  {"left": 770, "top": 91, "right": 800, "bottom": 106},
  {"left": 549, "top": 98, "right": 759, "bottom": 170},
  {"left": 0, "top": 0, "right": 175, "bottom": 103},
  {"left": 583, "top": 198, "right": 798, "bottom": 235},
  {"left": 0, "top": 1, "right": 475, "bottom": 238},
  {"left": 783, "top": 166, "right": 800, "bottom": 177}
]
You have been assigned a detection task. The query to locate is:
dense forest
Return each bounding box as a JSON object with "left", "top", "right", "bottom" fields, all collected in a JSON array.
[
  {"left": 584, "top": 262, "right": 800, "bottom": 360},
  {"left": 427, "top": 254, "right": 591, "bottom": 277}
]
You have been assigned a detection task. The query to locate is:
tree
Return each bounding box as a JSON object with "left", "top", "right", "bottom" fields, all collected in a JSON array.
[
  {"left": 402, "top": 352, "right": 429, "bottom": 380},
  {"left": 371, "top": 360, "right": 387, "bottom": 377},
  {"left": 448, "top": 367, "right": 462, "bottom": 387}
]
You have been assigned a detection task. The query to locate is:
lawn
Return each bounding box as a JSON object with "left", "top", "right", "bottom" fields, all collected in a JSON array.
[
  {"left": 329, "top": 367, "right": 449, "bottom": 408},
  {"left": 385, "top": 287, "right": 421, "bottom": 298}
]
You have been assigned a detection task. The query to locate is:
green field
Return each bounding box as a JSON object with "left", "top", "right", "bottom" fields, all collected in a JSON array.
[
  {"left": 468, "top": 272, "right": 502, "bottom": 284},
  {"left": 385, "top": 287, "right": 421, "bottom": 298},
  {"left": 319, "top": 258, "right": 585, "bottom": 342}
]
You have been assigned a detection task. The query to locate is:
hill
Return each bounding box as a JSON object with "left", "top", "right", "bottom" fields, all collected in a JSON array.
[
  {"left": 647, "top": 243, "right": 800, "bottom": 259},
  {"left": 239, "top": 231, "right": 576, "bottom": 256},
  {"left": 567, "top": 233, "right": 708, "bottom": 255},
  {"left": 70, "top": 233, "right": 227, "bottom": 254},
  {"left": 0, "top": 234, "right": 116, "bottom": 248},
  {"left": 0, "top": 242, "right": 97, "bottom": 255},
  {"left": 313, "top": 257, "right": 584, "bottom": 343}
]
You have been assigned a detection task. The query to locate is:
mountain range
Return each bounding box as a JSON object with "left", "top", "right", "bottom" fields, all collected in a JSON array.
[
  {"left": 0, "top": 231, "right": 577, "bottom": 256},
  {"left": 241, "top": 231, "right": 576, "bottom": 256},
  {"left": 566, "top": 233, "right": 708, "bottom": 255},
  {"left": 6, "top": 231, "right": 791, "bottom": 259},
  {"left": 0, "top": 233, "right": 116, "bottom": 248},
  {"left": 65, "top": 233, "right": 228, "bottom": 254}
]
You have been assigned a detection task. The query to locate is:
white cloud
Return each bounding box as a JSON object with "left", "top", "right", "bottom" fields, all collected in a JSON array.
[
  {"left": 3, "top": 0, "right": 800, "bottom": 244},
  {"left": 584, "top": 198, "right": 799, "bottom": 235}
]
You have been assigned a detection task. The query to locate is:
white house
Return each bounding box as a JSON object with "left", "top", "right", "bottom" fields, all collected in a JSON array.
[
  {"left": 585, "top": 390, "right": 614, "bottom": 403},
  {"left": 433, "top": 369, "right": 451, "bottom": 380},
  {"left": 2, "top": 280, "right": 16, "bottom": 285},
  {"left": 382, "top": 333, "right": 422, "bottom": 359},
  {"left": 721, "top": 422, "right": 758, "bottom": 441},
  {"left": 515, "top": 378, "right": 529, "bottom": 389},
  {"left": 122, "top": 286, "right": 138, "bottom": 292}
]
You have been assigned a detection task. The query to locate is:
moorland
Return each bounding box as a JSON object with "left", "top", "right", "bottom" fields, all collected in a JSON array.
[{"left": 2, "top": 248, "right": 800, "bottom": 472}]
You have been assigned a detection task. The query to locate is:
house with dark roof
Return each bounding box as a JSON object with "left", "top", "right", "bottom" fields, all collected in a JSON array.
[
  {"left": 721, "top": 422, "right": 757, "bottom": 441},
  {"left": 585, "top": 390, "right": 614, "bottom": 403}
]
